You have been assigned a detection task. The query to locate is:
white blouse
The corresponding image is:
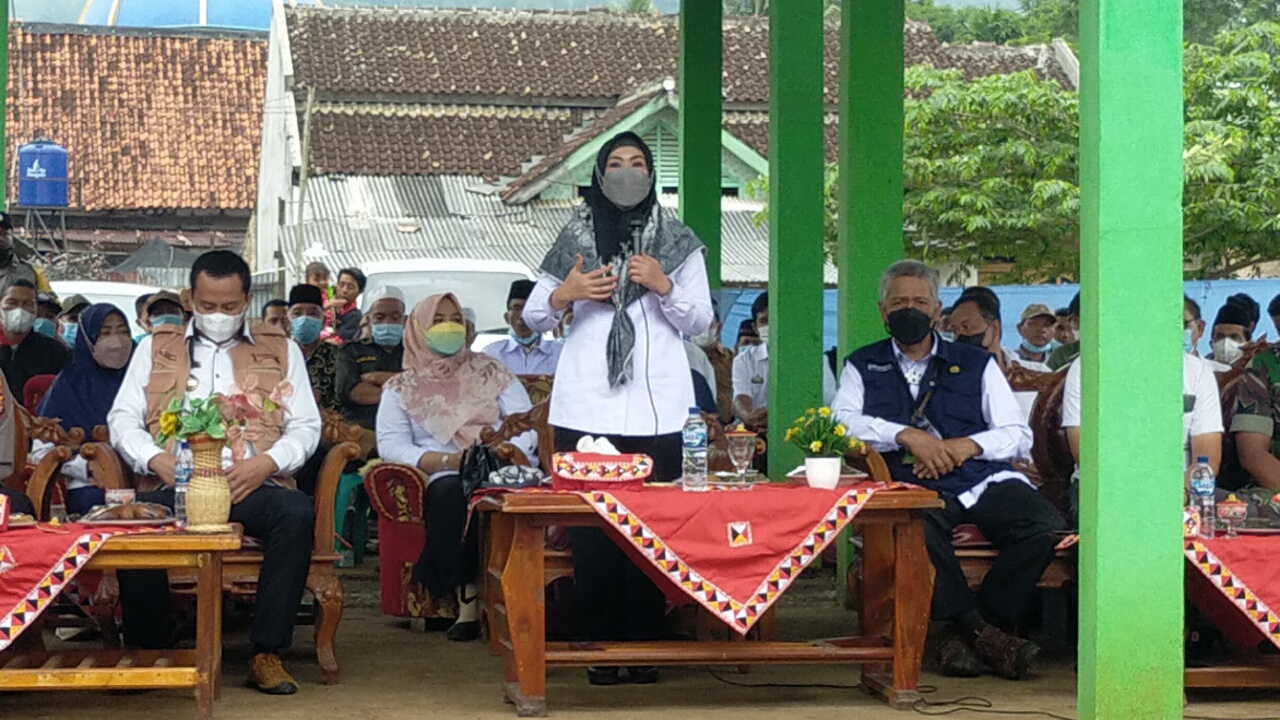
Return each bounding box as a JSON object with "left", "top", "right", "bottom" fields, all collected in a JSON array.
[
  {"left": 375, "top": 381, "right": 538, "bottom": 483},
  {"left": 523, "top": 253, "right": 714, "bottom": 437}
]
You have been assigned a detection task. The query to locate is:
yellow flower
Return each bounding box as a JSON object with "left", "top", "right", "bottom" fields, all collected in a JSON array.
[
  {"left": 806, "top": 408, "right": 817, "bottom": 416},
  {"left": 809, "top": 440, "right": 823, "bottom": 453},
  {"left": 159, "top": 412, "right": 179, "bottom": 438},
  {"left": 819, "top": 407, "right": 832, "bottom": 417},
  {"left": 784, "top": 428, "right": 797, "bottom": 442},
  {"left": 834, "top": 424, "right": 847, "bottom": 436},
  {"left": 796, "top": 417, "right": 805, "bottom": 425}
]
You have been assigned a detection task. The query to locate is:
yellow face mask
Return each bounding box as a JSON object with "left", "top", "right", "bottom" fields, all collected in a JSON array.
[{"left": 423, "top": 321, "right": 466, "bottom": 356}]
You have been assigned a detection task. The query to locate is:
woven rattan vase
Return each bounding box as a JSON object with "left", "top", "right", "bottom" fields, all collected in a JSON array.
[{"left": 185, "top": 432, "right": 232, "bottom": 533}]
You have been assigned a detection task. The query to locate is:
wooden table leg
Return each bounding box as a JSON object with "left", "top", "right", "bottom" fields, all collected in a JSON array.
[
  {"left": 859, "top": 523, "right": 894, "bottom": 677},
  {"left": 195, "top": 551, "right": 222, "bottom": 720},
  {"left": 889, "top": 518, "right": 930, "bottom": 708},
  {"left": 486, "top": 513, "right": 516, "bottom": 658},
  {"left": 500, "top": 518, "right": 546, "bottom": 717}
]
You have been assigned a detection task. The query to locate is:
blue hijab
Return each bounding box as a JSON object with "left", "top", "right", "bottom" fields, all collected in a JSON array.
[{"left": 37, "top": 303, "right": 134, "bottom": 433}]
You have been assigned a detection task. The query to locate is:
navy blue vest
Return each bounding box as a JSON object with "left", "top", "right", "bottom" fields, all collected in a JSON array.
[{"left": 847, "top": 336, "right": 1015, "bottom": 498}]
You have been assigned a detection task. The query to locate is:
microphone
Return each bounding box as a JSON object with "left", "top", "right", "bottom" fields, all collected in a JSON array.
[{"left": 628, "top": 215, "right": 646, "bottom": 255}]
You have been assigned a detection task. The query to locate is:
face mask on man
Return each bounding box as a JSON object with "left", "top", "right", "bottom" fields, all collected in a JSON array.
[
  {"left": 1183, "top": 328, "right": 1196, "bottom": 355},
  {"left": 511, "top": 331, "right": 539, "bottom": 347},
  {"left": 151, "top": 314, "right": 184, "bottom": 329},
  {"left": 61, "top": 322, "right": 78, "bottom": 347},
  {"left": 1021, "top": 339, "right": 1053, "bottom": 355},
  {"left": 690, "top": 328, "right": 717, "bottom": 348},
  {"left": 424, "top": 322, "right": 467, "bottom": 357},
  {"left": 32, "top": 318, "right": 56, "bottom": 339},
  {"left": 2, "top": 308, "right": 35, "bottom": 335},
  {"left": 194, "top": 310, "right": 245, "bottom": 344},
  {"left": 597, "top": 165, "right": 652, "bottom": 211},
  {"left": 291, "top": 315, "right": 323, "bottom": 345},
  {"left": 91, "top": 334, "right": 132, "bottom": 370},
  {"left": 1214, "top": 337, "right": 1244, "bottom": 365},
  {"left": 885, "top": 308, "right": 933, "bottom": 346},
  {"left": 372, "top": 323, "right": 404, "bottom": 348},
  {"left": 756, "top": 324, "right": 770, "bottom": 345},
  {"left": 955, "top": 331, "right": 988, "bottom": 349}
]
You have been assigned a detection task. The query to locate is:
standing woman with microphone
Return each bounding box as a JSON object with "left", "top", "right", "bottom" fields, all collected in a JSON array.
[{"left": 524, "top": 132, "right": 714, "bottom": 686}]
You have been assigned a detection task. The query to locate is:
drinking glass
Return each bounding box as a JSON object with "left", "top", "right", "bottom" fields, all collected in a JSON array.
[
  {"left": 1218, "top": 500, "right": 1248, "bottom": 539},
  {"left": 725, "top": 431, "right": 757, "bottom": 488}
]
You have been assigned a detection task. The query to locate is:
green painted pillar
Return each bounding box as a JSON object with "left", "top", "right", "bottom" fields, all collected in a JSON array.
[
  {"left": 767, "top": 0, "right": 825, "bottom": 479},
  {"left": 678, "top": 0, "right": 723, "bottom": 290},
  {"left": 1077, "top": 0, "right": 1184, "bottom": 716},
  {"left": 837, "top": 0, "right": 903, "bottom": 354},
  {"left": 834, "top": 0, "right": 905, "bottom": 606}
]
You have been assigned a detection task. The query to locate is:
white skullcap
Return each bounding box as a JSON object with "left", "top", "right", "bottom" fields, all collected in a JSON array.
[{"left": 366, "top": 285, "right": 405, "bottom": 306}]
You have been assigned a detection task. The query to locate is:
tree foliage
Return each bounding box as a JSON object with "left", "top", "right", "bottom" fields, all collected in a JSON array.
[{"left": 747, "top": 22, "right": 1280, "bottom": 282}]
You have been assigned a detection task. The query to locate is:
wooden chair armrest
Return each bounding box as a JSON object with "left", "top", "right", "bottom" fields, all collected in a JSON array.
[
  {"left": 81, "top": 442, "right": 129, "bottom": 490},
  {"left": 26, "top": 446, "right": 71, "bottom": 521},
  {"left": 313, "top": 440, "right": 362, "bottom": 553},
  {"left": 845, "top": 444, "right": 892, "bottom": 484}
]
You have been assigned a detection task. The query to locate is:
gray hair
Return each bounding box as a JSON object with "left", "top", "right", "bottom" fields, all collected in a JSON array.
[{"left": 879, "top": 260, "right": 940, "bottom": 304}]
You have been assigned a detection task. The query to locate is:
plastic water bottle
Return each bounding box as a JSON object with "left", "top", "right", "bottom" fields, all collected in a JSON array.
[
  {"left": 1189, "top": 456, "right": 1216, "bottom": 540},
  {"left": 174, "top": 440, "right": 193, "bottom": 528},
  {"left": 681, "top": 408, "right": 709, "bottom": 492}
]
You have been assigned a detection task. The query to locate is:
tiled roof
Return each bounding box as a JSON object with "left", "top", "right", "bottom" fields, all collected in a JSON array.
[
  {"left": 942, "top": 42, "right": 1073, "bottom": 87},
  {"left": 722, "top": 111, "right": 841, "bottom": 162},
  {"left": 286, "top": 8, "right": 956, "bottom": 105},
  {"left": 7, "top": 25, "right": 266, "bottom": 212},
  {"left": 308, "top": 102, "right": 581, "bottom": 177}
]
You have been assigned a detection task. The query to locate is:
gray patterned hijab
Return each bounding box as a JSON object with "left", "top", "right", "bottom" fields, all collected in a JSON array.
[{"left": 540, "top": 201, "right": 704, "bottom": 389}]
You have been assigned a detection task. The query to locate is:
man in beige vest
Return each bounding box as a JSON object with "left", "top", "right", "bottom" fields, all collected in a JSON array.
[{"left": 107, "top": 250, "right": 321, "bottom": 695}]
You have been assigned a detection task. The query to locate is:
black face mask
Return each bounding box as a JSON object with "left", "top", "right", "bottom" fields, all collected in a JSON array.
[
  {"left": 886, "top": 308, "right": 934, "bottom": 346},
  {"left": 954, "top": 331, "right": 987, "bottom": 348}
]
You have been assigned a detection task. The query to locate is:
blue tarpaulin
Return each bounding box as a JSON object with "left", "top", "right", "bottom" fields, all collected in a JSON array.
[{"left": 717, "top": 279, "right": 1280, "bottom": 358}]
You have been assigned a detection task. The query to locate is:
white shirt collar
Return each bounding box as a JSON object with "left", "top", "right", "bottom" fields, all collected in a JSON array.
[{"left": 891, "top": 335, "right": 937, "bottom": 366}]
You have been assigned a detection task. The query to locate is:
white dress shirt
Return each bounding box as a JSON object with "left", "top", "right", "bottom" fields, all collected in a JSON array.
[
  {"left": 684, "top": 339, "right": 717, "bottom": 390},
  {"left": 832, "top": 339, "right": 1034, "bottom": 508},
  {"left": 731, "top": 343, "right": 839, "bottom": 412},
  {"left": 376, "top": 381, "right": 537, "bottom": 483},
  {"left": 482, "top": 336, "right": 563, "bottom": 376},
  {"left": 1061, "top": 353, "right": 1222, "bottom": 466},
  {"left": 524, "top": 254, "right": 713, "bottom": 436},
  {"left": 107, "top": 323, "right": 322, "bottom": 477}
]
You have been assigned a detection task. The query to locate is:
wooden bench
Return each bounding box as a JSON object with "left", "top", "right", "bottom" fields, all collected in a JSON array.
[{"left": 81, "top": 411, "right": 363, "bottom": 684}]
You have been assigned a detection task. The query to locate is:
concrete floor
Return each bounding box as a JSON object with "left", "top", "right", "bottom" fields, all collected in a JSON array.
[{"left": 4, "top": 568, "right": 1280, "bottom": 719}]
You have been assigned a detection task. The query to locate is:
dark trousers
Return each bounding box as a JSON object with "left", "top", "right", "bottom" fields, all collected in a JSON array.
[
  {"left": 554, "top": 428, "right": 681, "bottom": 643},
  {"left": 0, "top": 486, "right": 34, "bottom": 517},
  {"left": 924, "top": 479, "right": 1065, "bottom": 630},
  {"left": 411, "top": 473, "right": 478, "bottom": 599},
  {"left": 119, "top": 484, "right": 315, "bottom": 652}
]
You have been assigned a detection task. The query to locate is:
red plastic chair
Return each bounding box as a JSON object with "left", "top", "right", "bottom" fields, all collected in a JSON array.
[{"left": 23, "top": 374, "right": 57, "bottom": 415}]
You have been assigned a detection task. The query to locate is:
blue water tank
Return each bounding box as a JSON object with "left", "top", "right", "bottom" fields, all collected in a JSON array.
[{"left": 17, "top": 139, "right": 69, "bottom": 208}]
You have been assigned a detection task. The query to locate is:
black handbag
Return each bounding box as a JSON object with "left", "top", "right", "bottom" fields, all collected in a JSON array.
[{"left": 459, "top": 441, "right": 504, "bottom": 499}]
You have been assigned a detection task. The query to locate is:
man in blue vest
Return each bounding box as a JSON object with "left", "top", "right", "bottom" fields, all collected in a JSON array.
[{"left": 833, "top": 260, "right": 1064, "bottom": 681}]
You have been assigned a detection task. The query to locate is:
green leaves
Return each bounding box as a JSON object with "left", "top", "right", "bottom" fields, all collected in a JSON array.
[{"left": 153, "top": 393, "right": 233, "bottom": 445}]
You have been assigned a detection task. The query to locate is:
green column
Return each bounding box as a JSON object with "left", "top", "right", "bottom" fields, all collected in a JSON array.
[
  {"left": 837, "top": 0, "right": 903, "bottom": 354},
  {"left": 0, "top": 5, "right": 9, "bottom": 208},
  {"left": 767, "top": 0, "right": 825, "bottom": 478},
  {"left": 1078, "top": 0, "right": 1184, "bottom": 716},
  {"left": 835, "top": 0, "right": 905, "bottom": 603},
  {"left": 679, "top": 0, "right": 723, "bottom": 290}
]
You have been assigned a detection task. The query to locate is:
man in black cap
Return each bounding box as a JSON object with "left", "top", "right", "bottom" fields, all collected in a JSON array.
[
  {"left": 287, "top": 284, "right": 343, "bottom": 414},
  {"left": 483, "top": 278, "right": 562, "bottom": 375},
  {"left": 0, "top": 213, "right": 49, "bottom": 293},
  {"left": 1210, "top": 300, "right": 1254, "bottom": 367}
]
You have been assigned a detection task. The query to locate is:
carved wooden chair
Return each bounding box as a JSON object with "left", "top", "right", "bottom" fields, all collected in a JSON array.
[
  {"left": 19, "top": 410, "right": 86, "bottom": 520},
  {"left": 81, "top": 414, "right": 363, "bottom": 684}
]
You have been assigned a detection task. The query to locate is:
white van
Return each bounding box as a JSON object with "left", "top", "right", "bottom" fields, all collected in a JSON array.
[
  {"left": 359, "top": 259, "right": 537, "bottom": 350},
  {"left": 49, "top": 280, "right": 162, "bottom": 334}
]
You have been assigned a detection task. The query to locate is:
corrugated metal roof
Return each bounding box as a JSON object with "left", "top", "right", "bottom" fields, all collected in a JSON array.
[{"left": 291, "top": 175, "right": 835, "bottom": 285}]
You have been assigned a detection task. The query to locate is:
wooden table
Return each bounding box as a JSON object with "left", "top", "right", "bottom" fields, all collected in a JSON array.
[
  {"left": 478, "top": 488, "right": 942, "bottom": 717},
  {"left": 0, "top": 527, "right": 241, "bottom": 720}
]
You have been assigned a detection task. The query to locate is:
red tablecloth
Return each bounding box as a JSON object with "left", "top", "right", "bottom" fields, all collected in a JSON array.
[
  {"left": 0, "top": 523, "right": 159, "bottom": 652},
  {"left": 1185, "top": 535, "right": 1280, "bottom": 650},
  {"left": 577, "top": 482, "right": 892, "bottom": 634}
]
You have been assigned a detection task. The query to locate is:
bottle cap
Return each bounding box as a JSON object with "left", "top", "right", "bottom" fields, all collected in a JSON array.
[
  {"left": 1196, "top": 456, "right": 1210, "bottom": 464},
  {"left": 689, "top": 407, "right": 701, "bottom": 415}
]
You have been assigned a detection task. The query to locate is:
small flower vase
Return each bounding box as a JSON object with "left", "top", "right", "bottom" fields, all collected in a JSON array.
[
  {"left": 804, "top": 456, "right": 841, "bottom": 490},
  {"left": 185, "top": 432, "right": 233, "bottom": 533}
]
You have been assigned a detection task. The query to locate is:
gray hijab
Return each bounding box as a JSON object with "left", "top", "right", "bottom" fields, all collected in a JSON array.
[{"left": 540, "top": 203, "right": 704, "bottom": 388}]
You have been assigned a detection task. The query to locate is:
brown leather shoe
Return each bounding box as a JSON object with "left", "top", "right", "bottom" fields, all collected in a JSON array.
[
  {"left": 973, "top": 625, "right": 1040, "bottom": 680},
  {"left": 248, "top": 653, "right": 299, "bottom": 695},
  {"left": 938, "top": 635, "right": 982, "bottom": 677}
]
